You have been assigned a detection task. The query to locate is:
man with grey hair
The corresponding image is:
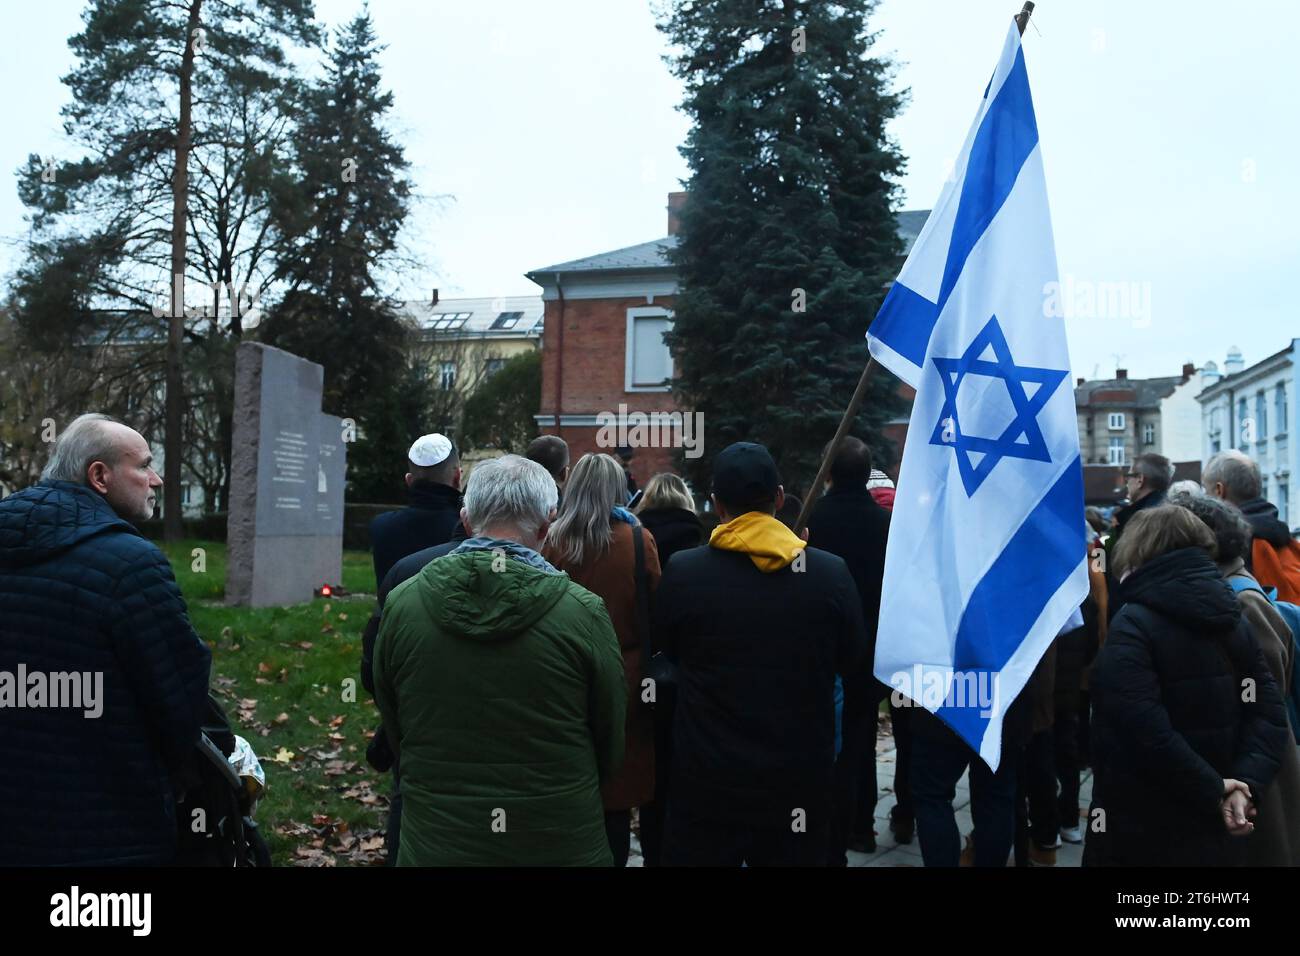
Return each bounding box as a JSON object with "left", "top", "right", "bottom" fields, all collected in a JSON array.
[
  {"left": 1205, "top": 450, "right": 1300, "bottom": 602},
  {"left": 0, "top": 414, "right": 212, "bottom": 865},
  {"left": 372, "top": 454, "right": 626, "bottom": 865}
]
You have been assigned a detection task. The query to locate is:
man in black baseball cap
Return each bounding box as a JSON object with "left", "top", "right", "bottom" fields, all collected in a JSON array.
[{"left": 652, "top": 441, "right": 867, "bottom": 865}]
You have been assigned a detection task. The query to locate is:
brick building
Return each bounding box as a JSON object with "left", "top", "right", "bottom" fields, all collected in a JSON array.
[
  {"left": 526, "top": 193, "right": 928, "bottom": 489},
  {"left": 1074, "top": 364, "right": 1203, "bottom": 505}
]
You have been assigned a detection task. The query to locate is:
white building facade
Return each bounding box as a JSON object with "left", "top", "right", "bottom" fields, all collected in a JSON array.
[{"left": 1198, "top": 340, "right": 1300, "bottom": 528}]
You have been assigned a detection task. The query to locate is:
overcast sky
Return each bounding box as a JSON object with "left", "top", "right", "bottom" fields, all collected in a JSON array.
[{"left": 1, "top": 0, "right": 1296, "bottom": 381}]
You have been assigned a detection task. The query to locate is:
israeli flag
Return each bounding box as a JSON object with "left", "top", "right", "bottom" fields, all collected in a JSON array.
[{"left": 866, "top": 21, "right": 1086, "bottom": 770}]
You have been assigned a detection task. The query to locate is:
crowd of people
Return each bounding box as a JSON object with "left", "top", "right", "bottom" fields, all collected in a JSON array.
[
  {"left": 359, "top": 433, "right": 1300, "bottom": 867},
  {"left": 1, "top": 412, "right": 1298, "bottom": 867}
]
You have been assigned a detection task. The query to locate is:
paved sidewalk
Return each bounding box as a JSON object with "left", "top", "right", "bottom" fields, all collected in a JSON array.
[
  {"left": 849, "top": 728, "right": 1094, "bottom": 867},
  {"left": 628, "top": 722, "right": 1093, "bottom": 867}
]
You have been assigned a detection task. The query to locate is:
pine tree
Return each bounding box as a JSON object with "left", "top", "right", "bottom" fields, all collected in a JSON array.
[
  {"left": 14, "top": 0, "right": 317, "bottom": 531},
  {"left": 658, "top": 0, "right": 908, "bottom": 491},
  {"left": 260, "top": 10, "right": 425, "bottom": 502}
]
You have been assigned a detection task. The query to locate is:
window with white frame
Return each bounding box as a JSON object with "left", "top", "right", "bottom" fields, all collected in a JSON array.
[
  {"left": 1280, "top": 482, "right": 1290, "bottom": 526},
  {"left": 626, "top": 308, "right": 673, "bottom": 391},
  {"left": 1108, "top": 412, "right": 1125, "bottom": 430},
  {"left": 428, "top": 312, "right": 471, "bottom": 331},
  {"left": 1142, "top": 422, "right": 1155, "bottom": 445},
  {"left": 1278, "top": 384, "right": 1289, "bottom": 434},
  {"left": 1108, "top": 437, "right": 1125, "bottom": 465},
  {"left": 439, "top": 361, "right": 457, "bottom": 391},
  {"left": 1256, "top": 391, "right": 1268, "bottom": 441},
  {"left": 1238, "top": 397, "right": 1250, "bottom": 450}
]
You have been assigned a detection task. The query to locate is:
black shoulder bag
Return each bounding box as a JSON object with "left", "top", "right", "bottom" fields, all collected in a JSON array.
[{"left": 632, "top": 524, "right": 676, "bottom": 711}]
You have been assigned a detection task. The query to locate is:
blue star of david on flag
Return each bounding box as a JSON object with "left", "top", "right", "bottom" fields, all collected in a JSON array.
[{"left": 928, "top": 316, "right": 1069, "bottom": 496}]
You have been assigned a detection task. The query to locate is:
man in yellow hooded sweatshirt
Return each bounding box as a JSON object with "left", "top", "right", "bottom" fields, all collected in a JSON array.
[{"left": 654, "top": 442, "right": 868, "bottom": 865}]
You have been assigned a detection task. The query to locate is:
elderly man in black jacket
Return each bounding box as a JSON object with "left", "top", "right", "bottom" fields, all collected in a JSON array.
[
  {"left": 369, "top": 433, "right": 464, "bottom": 585},
  {"left": 654, "top": 442, "right": 867, "bottom": 866},
  {"left": 806, "top": 436, "right": 895, "bottom": 862},
  {"left": 1106, "top": 452, "right": 1172, "bottom": 622},
  {"left": 0, "top": 413, "right": 211, "bottom": 865}
]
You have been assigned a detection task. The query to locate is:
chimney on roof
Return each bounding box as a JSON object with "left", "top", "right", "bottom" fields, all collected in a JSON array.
[
  {"left": 1224, "top": 346, "right": 1244, "bottom": 376},
  {"left": 1076, "top": 377, "right": 1085, "bottom": 387},
  {"left": 667, "top": 191, "right": 688, "bottom": 236},
  {"left": 431, "top": 288, "right": 439, "bottom": 307},
  {"left": 1116, "top": 369, "right": 1128, "bottom": 380},
  {"left": 1181, "top": 362, "right": 1195, "bottom": 382}
]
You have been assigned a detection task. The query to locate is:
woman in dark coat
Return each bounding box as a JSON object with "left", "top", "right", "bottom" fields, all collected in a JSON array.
[
  {"left": 634, "top": 473, "right": 704, "bottom": 567},
  {"left": 631, "top": 472, "right": 703, "bottom": 865},
  {"left": 1085, "top": 504, "right": 1290, "bottom": 866}
]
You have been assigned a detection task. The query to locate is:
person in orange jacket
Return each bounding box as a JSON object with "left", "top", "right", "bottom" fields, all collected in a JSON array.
[{"left": 1205, "top": 451, "right": 1300, "bottom": 603}]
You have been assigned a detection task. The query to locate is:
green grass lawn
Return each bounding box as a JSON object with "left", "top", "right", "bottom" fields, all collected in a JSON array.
[{"left": 161, "top": 540, "right": 389, "bottom": 866}]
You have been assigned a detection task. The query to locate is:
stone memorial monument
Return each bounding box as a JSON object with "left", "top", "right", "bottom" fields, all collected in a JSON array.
[{"left": 227, "top": 342, "right": 347, "bottom": 606}]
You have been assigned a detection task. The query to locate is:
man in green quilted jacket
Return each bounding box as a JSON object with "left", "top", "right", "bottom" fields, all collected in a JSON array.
[{"left": 374, "top": 454, "right": 626, "bottom": 865}]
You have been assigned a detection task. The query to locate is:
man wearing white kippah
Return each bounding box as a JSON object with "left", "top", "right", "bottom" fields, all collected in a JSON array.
[{"left": 369, "top": 433, "right": 463, "bottom": 586}]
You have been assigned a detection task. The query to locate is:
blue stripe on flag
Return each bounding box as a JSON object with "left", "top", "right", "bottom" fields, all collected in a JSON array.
[
  {"left": 870, "top": 281, "right": 940, "bottom": 369},
  {"left": 870, "top": 48, "right": 1039, "bottom": 367},
  {"left": 936, "top": 47, "right": 1039, "bottom": 308},
  {"left": 935, "top": 456, "right": 1084, "bottom": 747}
]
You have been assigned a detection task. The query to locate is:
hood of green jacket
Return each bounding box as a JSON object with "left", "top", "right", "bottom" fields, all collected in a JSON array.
[{"left": 416, "top": 549, "right": 575, "bottom": 641}]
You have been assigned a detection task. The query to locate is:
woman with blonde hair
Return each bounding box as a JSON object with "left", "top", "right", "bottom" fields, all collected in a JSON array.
[
  {"left": 542, "top": 453, "right": 661, "bottom": 866},
  {"left": 627, "top": 472, "right": 703, "bottom": 864},
  {"left": 634, "top": 473, "right": 704, "bottom": 569},
  {"left": 1085, "top": 504, "right": 1289, "bottom": 866}
]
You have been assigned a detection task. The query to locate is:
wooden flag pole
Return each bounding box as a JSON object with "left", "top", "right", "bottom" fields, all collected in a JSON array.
[{"left": 792, "top": 1, "right": 1035, "bottom": 535}]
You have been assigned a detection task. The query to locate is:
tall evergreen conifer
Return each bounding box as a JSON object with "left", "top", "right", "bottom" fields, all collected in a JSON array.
[{"left": 658, "top": 0, "right": 908, "bottom": 489}]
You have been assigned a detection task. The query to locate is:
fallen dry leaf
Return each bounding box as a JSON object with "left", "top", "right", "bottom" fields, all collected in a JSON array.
[
  {"left": 273, "top": 747, "right": 295, "bottom": 763},
  {"left": 274, "top": 712, "right": 289, "bottom": 725}
]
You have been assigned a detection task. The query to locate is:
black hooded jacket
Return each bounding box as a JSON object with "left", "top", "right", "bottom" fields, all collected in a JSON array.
[
  {"left": 1086, "top": 547, "right": 1289, "bottom": 866},
  {"left": 369, "top": 482, "right": 462, "bottom": 585},
  {"left": 0, "top": 481, "right": 212, "bottom": 865},
  {"left": 636, "top": 507, "right": 704, "bottom": 568},
  {"left": 1239, "top": 497, "right": 1293, "bottom": 549}
]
